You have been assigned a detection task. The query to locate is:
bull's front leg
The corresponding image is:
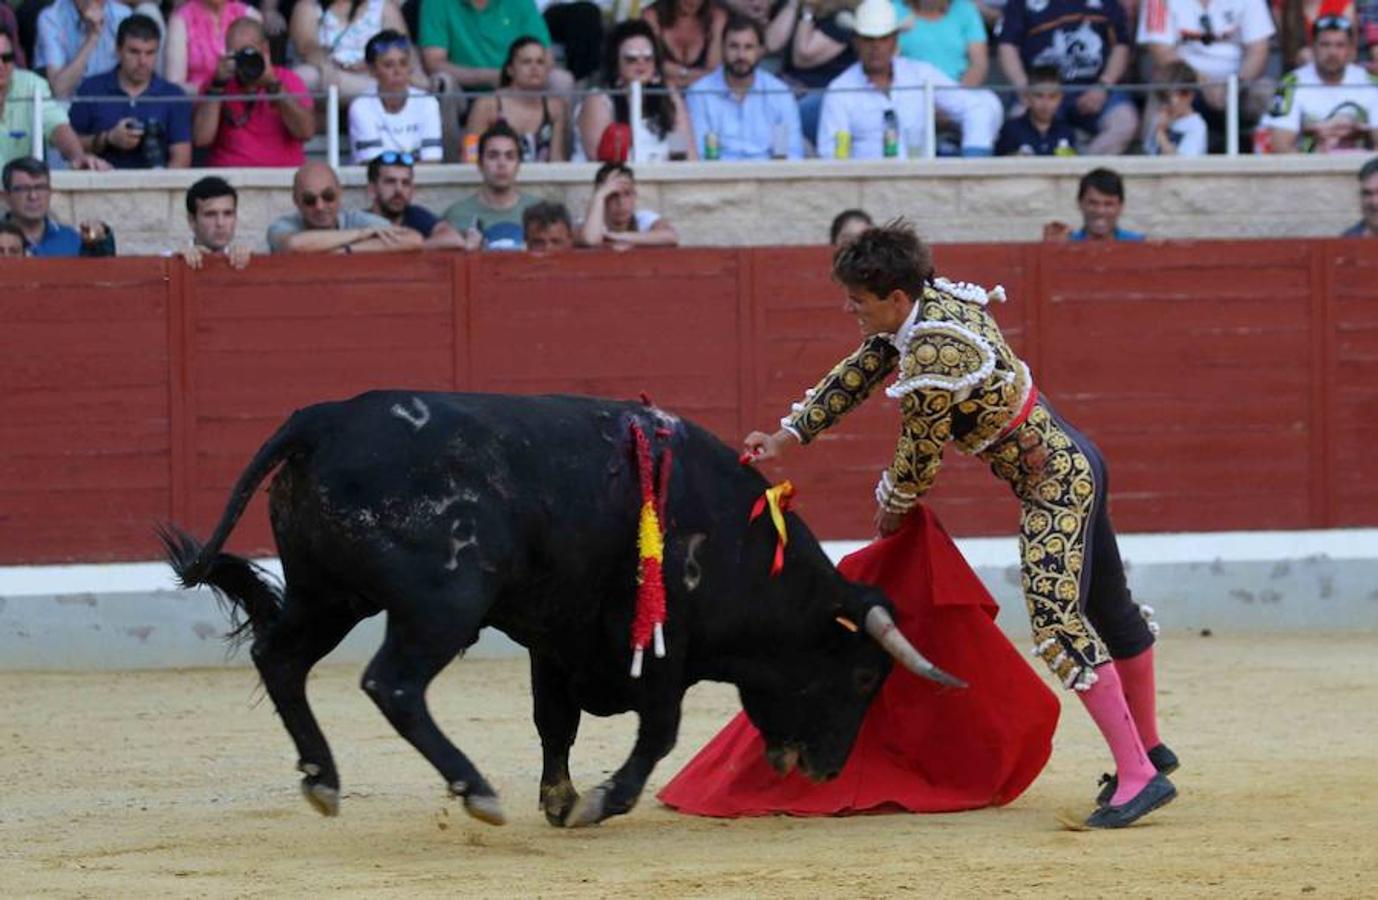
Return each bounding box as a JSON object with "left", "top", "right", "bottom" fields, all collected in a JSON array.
[
  {"left": 530, "top": 653, "right": 582, "bottom": 826},
  {"left": 565, "top": 688, "right": 683, "bottom": 828}
]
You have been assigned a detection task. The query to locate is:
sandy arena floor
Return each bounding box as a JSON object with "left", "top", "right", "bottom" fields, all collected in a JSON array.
[{"left": 2, "top": 631, "right": 1376, "bottom": 898}]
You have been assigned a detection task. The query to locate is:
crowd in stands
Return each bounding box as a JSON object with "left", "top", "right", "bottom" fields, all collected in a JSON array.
[
  {"left": 4, "top": 0, "right": 1378, "bottom": 258},
  {"left": 3, "top": 0, "right": 1378, "bottom": 168}
]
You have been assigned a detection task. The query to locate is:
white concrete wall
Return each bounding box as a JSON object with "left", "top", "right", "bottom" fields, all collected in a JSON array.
[
  {"left": 49, "top": 155, "right": 1371, "bottom": 257},
  {"left": 3, "top": 528, "right": 1374, "bottom": 671}
]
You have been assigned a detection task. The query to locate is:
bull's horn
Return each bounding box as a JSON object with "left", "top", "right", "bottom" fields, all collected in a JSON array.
[{"left": 864, "top": 606, "right": 968, "bottom": 689}]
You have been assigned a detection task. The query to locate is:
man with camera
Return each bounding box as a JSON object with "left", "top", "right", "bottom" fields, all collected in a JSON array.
[
  {"left": 193, "top": 17, "right": 314, "bottom": 167},
  {"left": 70, "top": 15, "right": 191, "bottom": 169}
]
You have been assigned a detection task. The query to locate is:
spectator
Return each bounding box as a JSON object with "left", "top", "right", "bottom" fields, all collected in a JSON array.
[
  {"left": 166, "top": 0, "right": 263, "bottom": 94},
  {"left": 997, "top": 0, "right": 1138, "bottom": 155},
  {"left": 579, "top": 161, "right": 679, "bottom": 249},
  {"left": 896, "top": 0, "right": 989, "bottom": 88},
  {"left": 996, "top": 64, "right": 1079, "bottom": 155},
  {"left": 366, "top": 151, "right": 478, "bottom": 249},
  {"left": 577, "top": 19, "right": 697, "bottom": 161},
  {"left": 1264, "top": 17, "right": 1378, "bottom": 152},
  {"left": 290, "top": 0, "right": 421, "bottom": 101},
  {"left": 70, "top": 15, "right": 192, "bottom": 169},
  {"left": 1146, "top": 60, "right": 1208, "bottom": 155},
  {"left": 1043, "top": 167, "right": 1144, "bottom": 242},
  {"left": 1342, "top": 155, "right": 1378, "bottom": 234},
  {"left": 35, "top": 0, "right": 131, "bottom": 98},
  {"left": 1138, "top": 0, "right": 1276, "bottom": 144},
  {"left": 419, "top": 0, "right": 569, "bottom": 94},
  {"left": 785, "top": 0, "right": 858, "bottom": 147},
  {"left": 1, "top": 35, "right": 109, "bottom": 169},
  {"left": 817, "top": 0, "right": 1001, "bottom": 157},
  {"left": 542, "top": 0, "right": 604, "bottom": 82},
  {"left": 193, "top": 17, "right": 315, "bottom": 167},
  {"left": 685, "top": 15, "right": 805, "bottom": 159},
  {"left": 642, "top": 0, "right": 727, "bottom": 89},
  {"left": 1280, "top": 0, "right": 1359, "bottom": 70},
  {"left": 268, "top": 160, "right": 422, "bottom": 253},
  {"left": 349, "top": 29, "right": 442, "bottom": 162},
  {"left": 1, "top": 156, "right": 115, "bottom": 256},
  {"left": 522, "top": 199, "right": 575, "bottom": 252},
  {"left": 442, "top": 121, "right": 541, "bottom": 249},
  {"left": 1, "top": 5, "right": 25, "bottom": 70},
  {"left": 465, "top": 35, "right": 570, "bottom": 161},
  {"left": 829, "top": 207, "right": 872, "bottom": 246},
  {"left": 0, "top": 219, "right": 25, "bottom": 256},
  {"left": 179, "top": 175, "right": 252, "bottom": 269}
]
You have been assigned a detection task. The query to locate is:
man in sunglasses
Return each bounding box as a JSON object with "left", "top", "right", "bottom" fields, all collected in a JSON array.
[
  {"left": 268, "top": 161, "right": 422, "bottom": 254},
  {"left": 0, "top": 31, "right": 109, "bottom": 169},
  {"left": 367, "top": 151, "right": 479, "bottom": 250},
  {"left": 1, "top": 156, "right": 114, "bottom": 256},
  {"left": 1263, "top": 16, "right": 1378, "bottom": 153}
]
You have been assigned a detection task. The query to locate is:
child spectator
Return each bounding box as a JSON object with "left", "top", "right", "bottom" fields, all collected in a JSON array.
[
  {"left": 996, "top": 65, "right": 1078, "bottom": 155},
  {"left": 348, "top": 29, "right": 442, "bottom": 163},
  {"left": 1146, "top": 61, "right": 1208, "bottom": 155}
]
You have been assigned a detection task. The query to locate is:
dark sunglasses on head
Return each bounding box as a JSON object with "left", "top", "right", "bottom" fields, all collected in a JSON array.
[
  {"left": 1198, "top": 14, "right": 1216, "bottom": 45},
  {"left": 300, "top": 189, "right": 338, "bottom": 206},
  {"left": 0, "top": 52, "right": 16, "bottom": 64},
  {"left": 371, "top": 38, "right": 410, "bottom": 57},
  {"left": 1313, "top": 14, "right": 1352, "bottom": 36},
  {"left": 378, "top": 150, "right": 415, "bottom": 166}
]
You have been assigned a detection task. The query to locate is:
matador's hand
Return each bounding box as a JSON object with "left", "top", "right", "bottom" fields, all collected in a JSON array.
[{"left": 874, "top": 506, "right": 907, "bottom": 537}]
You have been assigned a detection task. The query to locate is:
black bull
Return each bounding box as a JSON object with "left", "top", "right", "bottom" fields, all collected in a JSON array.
[{"left": 159, "top": 391, "right": 961, "bottom": 827}]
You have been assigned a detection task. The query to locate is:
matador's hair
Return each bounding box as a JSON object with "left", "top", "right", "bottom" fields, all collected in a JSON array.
[{"left": 831, "top": 219, "right": 933, "bottom": 300}]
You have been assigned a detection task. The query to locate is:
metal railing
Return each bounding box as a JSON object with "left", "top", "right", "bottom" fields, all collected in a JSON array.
[{"left": 19, "top": 72, "right": 1370, "bottom": 167}]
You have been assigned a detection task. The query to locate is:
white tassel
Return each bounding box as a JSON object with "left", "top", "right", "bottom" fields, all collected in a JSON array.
[
  {"left": 630, "top": 647, "right": 644, "bottom": 679},
  {"left": 653, "top": 622, "right": 666, "bottom": 659}
]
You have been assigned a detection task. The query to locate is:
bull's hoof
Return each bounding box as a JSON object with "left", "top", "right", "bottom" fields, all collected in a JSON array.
[
  {"left": 300, "top": 779, "right": 340, "bottom": 817},
  {"left": 462, "top": 793, "right": 507, "bottom": 827},
  {"left": 540, "top": 780, "right": 580, "bottom": 828},
  {"left": 563, "top": 784, "right": 610, "bottom": 828}
]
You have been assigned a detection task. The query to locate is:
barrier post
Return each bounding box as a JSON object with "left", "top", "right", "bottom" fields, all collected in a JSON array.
[
  {"left": 630, "top": 80, "right": 643, "bottom": 163},
  {"left": 1226, "top": 74, "right": 1240, "bottom": 156},
  {"left": 923, "top": 82, "right": 936, "bottom": 159},
  {"left": 31, "top": 86, "right": 44, "bottom": 161},
  {"left": 327, "top": 85, "right": 341, "bottom": 170}
]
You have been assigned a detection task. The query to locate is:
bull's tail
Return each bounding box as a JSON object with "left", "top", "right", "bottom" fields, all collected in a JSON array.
[{"left": 156, "top": 408, "right": 317, "bottom": 644}]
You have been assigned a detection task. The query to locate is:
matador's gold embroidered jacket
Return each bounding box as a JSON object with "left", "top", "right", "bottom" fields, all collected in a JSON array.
[{"left": 782, "top": 279, "right": 1033, "bottom": 512}]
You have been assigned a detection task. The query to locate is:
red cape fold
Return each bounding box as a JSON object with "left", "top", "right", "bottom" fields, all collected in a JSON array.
[{"left": 657, "top": 506, "right": 1059, "bottom": 817}]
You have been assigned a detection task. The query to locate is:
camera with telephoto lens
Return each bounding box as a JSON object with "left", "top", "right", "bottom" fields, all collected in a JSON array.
[{"left": 233, "top": 46, "right": 266, "bottom": 84}]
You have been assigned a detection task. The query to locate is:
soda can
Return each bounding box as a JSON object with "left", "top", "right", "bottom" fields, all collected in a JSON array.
[
  {"left": 462, "top": 133, "right": 479, "bottom": 163},
  {"left": 704, "top": 131, "right": 720, "bottom": 160},
  {"left": 833, "top": 130, "right": 851, "bottom": 159}
]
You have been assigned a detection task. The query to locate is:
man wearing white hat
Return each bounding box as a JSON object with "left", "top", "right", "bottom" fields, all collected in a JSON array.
[{"left": 817, "top": 0, "right": 1002, "bottom": 158}]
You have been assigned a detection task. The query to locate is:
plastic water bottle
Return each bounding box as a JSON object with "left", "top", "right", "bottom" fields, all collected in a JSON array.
[{"left": 882, "top": 109, "right": 900, "bottom": 158}]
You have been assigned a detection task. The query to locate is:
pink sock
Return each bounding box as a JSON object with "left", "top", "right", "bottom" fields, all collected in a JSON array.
[
  {"left": 1114, "top": 647, "right": 1162, "bottom": 750},
  {"left": 1078, "top": 664, "right": 1155, "bottom": 806}
]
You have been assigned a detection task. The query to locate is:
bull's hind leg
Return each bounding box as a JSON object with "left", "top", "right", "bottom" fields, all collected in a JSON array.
[
  {"left": 361, "top": 601, "right": 506, "bottom": 826},
  {"left": 530, "top": 653, "right": 582, "bottom": 826},
  {"left": 250, "top": 599, "right": 364, "bottom": 817}
]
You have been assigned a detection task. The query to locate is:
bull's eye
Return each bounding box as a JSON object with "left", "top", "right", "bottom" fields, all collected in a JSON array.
[{"left": 853, "top": 668, "right": 881, "bottom": 696}]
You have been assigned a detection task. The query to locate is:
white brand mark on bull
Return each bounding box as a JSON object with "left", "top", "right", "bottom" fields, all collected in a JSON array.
[
  {"left": 445, "top": 519, "right": 479, "bottom": 571},
  {"left": 390, "top": 397, "right": 431, "bottom": 431}
]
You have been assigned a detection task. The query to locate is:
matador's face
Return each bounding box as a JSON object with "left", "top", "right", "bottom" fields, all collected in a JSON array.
[{"left": 841, "top": 285, "right": 912, "bottom": 338}]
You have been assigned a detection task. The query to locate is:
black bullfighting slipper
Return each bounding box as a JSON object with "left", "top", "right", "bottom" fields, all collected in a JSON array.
[
  {"left": 1085, "top": 773, "right": 1177, "bottom": 829},
  {"left": 1095, "top": 743, "right": 1180, "bottom": 806}
]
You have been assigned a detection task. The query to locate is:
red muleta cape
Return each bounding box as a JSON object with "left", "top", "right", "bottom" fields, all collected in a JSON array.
[{"left": 657, "top": 506, "right": 1059, "bottom": 817}]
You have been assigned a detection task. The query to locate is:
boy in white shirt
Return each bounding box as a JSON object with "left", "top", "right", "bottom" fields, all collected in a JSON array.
[
  {"left": 348, "top": 30, "right": 443, "bottom": 164},
  {"left": 1147, "top": 61, "right": 1209, "bottom": 155}
]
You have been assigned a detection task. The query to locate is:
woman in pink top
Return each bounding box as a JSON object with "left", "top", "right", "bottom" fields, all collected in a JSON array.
[{"left": 166, "top": 0, "right": 263, "bottom": 92}]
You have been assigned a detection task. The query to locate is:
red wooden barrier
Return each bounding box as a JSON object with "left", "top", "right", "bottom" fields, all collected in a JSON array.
[{"left": 2, "top": 239, "right": 1374, "bottom": 564}]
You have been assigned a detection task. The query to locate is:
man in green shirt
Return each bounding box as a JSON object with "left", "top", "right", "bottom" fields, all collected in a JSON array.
[
  {"left": 0, "top": 32, "right": 107, "bottom": 168},
  {"left": 418, "top": 0, "right": 568, "bottom": 92},
  {"left": 443, "top": 121, "right": 539, "bottom": 251}
]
